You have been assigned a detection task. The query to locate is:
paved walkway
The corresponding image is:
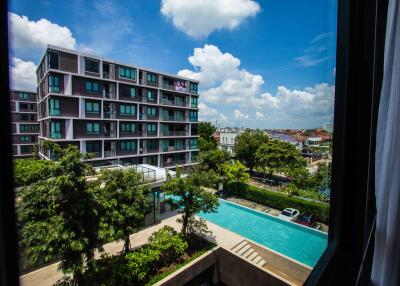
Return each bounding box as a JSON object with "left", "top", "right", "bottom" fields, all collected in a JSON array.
[{"left": 19, "top": 213, "right": 244, "bottom": 286}]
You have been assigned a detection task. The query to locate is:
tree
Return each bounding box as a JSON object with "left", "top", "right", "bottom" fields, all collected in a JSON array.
[
  {"left": 309, "top": 162, "right": 332, "bottom": 200},
  {"left": 32, "top": 144, "right": 40, "bottom": 160},
  {"left": 161, "top": 168, "right": 219, "bottom": 237},
  {"left": 222, "top": 161, "right": 250, "bottom": 183},
  {"left": 255, "top": 140, "right": 306, "bottom": 179},
  {"left": 198, "top": 148, "right": 230, "bottom": 174},
  {"left": 18, "top": 143, "right": 102, "bottom": 284},
  {"left": 233, "top": 130, "right": 269, "bottom": 171},
  {"left": 198, "top": 121, "right": 217, "bottom": 152},
  {"left": 13, "top": 158, "right": 54, "bottom": 187},
  {"left": 96, "top": 168, "right": 150, "bottom": 252}
]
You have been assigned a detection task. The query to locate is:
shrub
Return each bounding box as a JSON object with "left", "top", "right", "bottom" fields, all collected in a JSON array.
[
  {"left": 148, "top": 226, "right": 188, "bottom": 264},
  {"left": 226, "top": 182, "right": 330, "bottom": 223},
  {"left": 126, "top": 247, "right": 161, "bottom": 282},
  {"left": 14, "top": 159, "right": 54, "bottom": 187},
  {"left": 125, "top": 226, "right": 188, "bottom": 282}
]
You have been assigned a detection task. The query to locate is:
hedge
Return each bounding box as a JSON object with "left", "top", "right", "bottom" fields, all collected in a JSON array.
[{"left": 225, "top": 182, "right": 330, "bottom": 224}]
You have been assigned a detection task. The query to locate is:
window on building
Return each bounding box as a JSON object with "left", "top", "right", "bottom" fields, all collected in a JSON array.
[
  {"left": 120, "top": 140, "right": 136, "bottom": 151},
  {"left": 86, "top": 142, "right": 101, "bottom": 153},
  {"left": 147, "top": 107, "right": 156, "bottom": 117},
  {"left": 147, "top": 90, "right": 156, "bottom": 101},
  {"left": 50, "top": 122, "right": 61, "bottom": 139},
  {"left": 19, "top": 103, "right": 28, "bottom": 110},
  {"left": 190, "top": 82, "right": 198, "bottom": 93},
  {"left": 84, "top": 58, "right": 99, "bottom": 73},
  {"left": 120, "top": 105, "right": 135, "bottom": 116},
  {"left": 147, "top": 73, "right": 157, "bottom": 83},
  {"left": 147, "top": 123, "right": 157, "bottom": 133},
  {"left": 19, "top": 114, "right": 34, "bottom": 121},
  {"left": 190, "top": 111, "right": 198, "bottom": 122},
  {"left": 19, "top": 92, "right": 29, "bottom": 100},
  {"left": 190, "top": 138, "right": 198, "bottom": 149},
  {"left": 49, "top": 75, "right": 60, "bottom": 93},
  {"left": 20, "top": 135, "right": 30, "bottom": 142},
  {"left": 20, "top": 145, "right": 32, "bottom": 154},
  {"left": 147, "top": 140, "right": 157, "bottom": 149},
  {"left": 49, "top": 98, "right": 60, "bottom": 116},
  {"left": 85, "top": 81, "right": 99, "bottom": 93},
  {"left": 120, "top": 123, "right": 136, "bottom": 133},
  {"left": 85, "top": 101, "right": 100, "bottom": 114},
  {"left": 191, "top": 97, "right": 198, "bottom": 108},
  {"left": 48, "top": 51, "right": 59, "bottom": 70},
  {"left": 147, "top": 156, "right": 157, "bottom": 166},
  {"left": 86, "top": 122, "right": 100, "bottom": 134},
  {"left": 130, "top": 87, "right": 136, "bottom": 98},
  {"left": 119, "top": 67, "right": 136, "bottom": 80},
  {"left": 20, "top": 125, "right": 29, "bottom": 132}
]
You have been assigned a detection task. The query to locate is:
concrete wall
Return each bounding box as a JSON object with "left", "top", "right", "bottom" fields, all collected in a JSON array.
[{"left": 155, "top": 247, "right": 296, "bottom": 286}]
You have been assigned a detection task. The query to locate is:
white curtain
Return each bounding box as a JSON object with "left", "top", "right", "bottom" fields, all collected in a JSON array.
[{"left": 372, "top": 0, "right": 400, "bottom": 285}]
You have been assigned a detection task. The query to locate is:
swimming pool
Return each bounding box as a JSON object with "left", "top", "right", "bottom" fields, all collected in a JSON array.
[{"left": 198, "top": 199, "right": 328, "bottom": 267}]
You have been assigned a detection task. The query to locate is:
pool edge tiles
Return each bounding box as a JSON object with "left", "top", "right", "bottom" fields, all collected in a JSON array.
[{"left": 198, "top": 199, "right": 328, "bottom": 267}]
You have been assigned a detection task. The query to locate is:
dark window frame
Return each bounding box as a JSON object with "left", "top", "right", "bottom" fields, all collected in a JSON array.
[{"left": 84, "top": 58, "right": 100, "bottom": 74}]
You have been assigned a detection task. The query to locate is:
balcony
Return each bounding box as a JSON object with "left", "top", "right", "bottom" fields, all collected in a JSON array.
[
  {"left": 140, "top": 114, "right": 159, "bottom": 120},
  {"left": 163, "top": 83, "right": 188, "bottom": 93},
  {"left": 104, "top": 150, "right": 116, "bottom": 157},
  {"left": 161, "top": 159, "right": 187, "bottom": 167},
  {"left": 161, "top": 130, "right": 187, "bottom": 136},
  {"left": 139, "top": 78, "right": 158, "bottom": 87},
  {"left": 162, "top": 145, "right": 187, "bottom": 152},
  {"left": 161, "top": 98, "right": 186, "bottom": 107},
  {"left": 103, "top": 111, "right": 117, "bottom": 119},
  {"left": 162, "top": 115, "right": 186, "bottom": 122}
]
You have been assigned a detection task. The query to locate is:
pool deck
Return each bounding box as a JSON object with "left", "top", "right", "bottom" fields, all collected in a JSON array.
[{"left": 19, "top": 213, "right": 247, "bottom": 286}]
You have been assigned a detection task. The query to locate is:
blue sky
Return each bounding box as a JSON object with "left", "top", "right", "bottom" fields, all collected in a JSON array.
[{"left": 9, "top": 0, "right": 337, "bottom": 129}]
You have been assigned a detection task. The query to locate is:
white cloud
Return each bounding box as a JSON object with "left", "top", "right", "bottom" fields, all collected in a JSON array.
[
  {"left": 198, "top": 102, "right": 228, "bottom": 124},
  {"left": 9, "top": 12, "right": 76, "bottom": 52},
  {"left": 10, "top": 57, "right": 37, "bottom": 90},
  {"left": 294, "top": 55, "right": 329, "bottom": 67},
  {"left": 161, "top": 0, "right": 260, "bottom": 38},
  {"left": 234, "top": 109, "right": 249, "bottom": 119},
  {"left": 255, "top": 112, "right": 264, "bottom": 118},
  {"left": 178, "top": 44, "right": 264, "bottom": 104},
  {"left": 181, "top": 44, "right": 334, "bottom": 128}
]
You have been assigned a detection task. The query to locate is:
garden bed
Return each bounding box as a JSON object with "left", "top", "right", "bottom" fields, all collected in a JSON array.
[{"left": 65, "top": 227, "right": 216, "bottom": 286}]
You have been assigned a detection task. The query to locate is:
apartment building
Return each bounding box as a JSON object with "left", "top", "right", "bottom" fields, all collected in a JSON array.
[
  {"left": 10, "top": 89, "right": 39, "bottom": 158},
  {"left": 36, "top": 45, "right": 199, "bottom": 168}
]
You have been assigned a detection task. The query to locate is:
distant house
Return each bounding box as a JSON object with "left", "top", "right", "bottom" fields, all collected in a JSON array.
[
  {"left": 219, "top": 130, "right": 241, "bottom": 154},
  {"left": 269, "top": 132, "right": 303, "bottom": 149},
  {"left": 305, "top": 137, "right": 323, "bottom": 147}
]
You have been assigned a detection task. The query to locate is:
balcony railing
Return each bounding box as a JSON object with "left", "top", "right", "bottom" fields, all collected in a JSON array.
[
  {"left": 139, "top": 79, "right": 158, "bottom": 87},
  {"left": 163, "top": 145, "right": 187, "bottom": 152},
  {"left": 102, "top": 72, "right": 115, "bottom": 80},
  {"left": 140, "top": 114, "right": 159, "bottom": 120},
  {"left": 104, "top": 150, "right": 116, "bottom": 157},
  {"left": 162, "top": 159, "right": 187, "bottom": 167},
  {"left": 104, "top": 131, "right": 117, "bottom": 138},
  {"left": 161, "top": 98, "right": 186, "bottom": 107},
  {"left": 163, "top": 83, "right": 188, "bottom": 93},
  {"left": 190, "top": 89, "right": 198, "bottom": 95},
  {"left": 161, "top": 130, "right": 187, "bottom": 136},
  {"left": 103, "top": 90, "right": 116, "bottom": 99},
  {"left": 162, "top": 115, "right": 186, "bottom": 122},
  {"left": 103, "top": 111, "right": 117, "bottom": 119}
]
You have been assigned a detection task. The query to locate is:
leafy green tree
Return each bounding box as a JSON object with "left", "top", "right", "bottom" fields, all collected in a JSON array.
[
  {"left": 222, "top": 161, "right": 250, "bottom": 183},
  {"left": 18, "top": 144, "right": 102, "bottom": 284},
  {"left": 255, "top": 140, "right": 306, "bottom": 179},
  {"left": 32, "top": 144, "right": 40, "bottom": 160},
  {"left": 198, "top": 148, "right": 230, "bottom": 174},
  {"left": 161, "top": 169, "right": 219, "bottom": 237},
  {"left": 13, "top": 158, "right": 54, "bottom": 187},
  {"left": 198, "top": 121, "right": 217, "bottom": 152},
  {"left": 96, "top": 168, "right": 150, "bottom": 252},
  {"left": 309, "top": 163, "right": 332, "bottom": 200},
  {"left": 233, "top": 130, "right": 269, "bottom": 171}
]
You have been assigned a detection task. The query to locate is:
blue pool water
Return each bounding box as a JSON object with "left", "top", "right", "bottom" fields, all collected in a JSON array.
[{"left": 198, "top": 199, "right": 328, "bottom": 267}]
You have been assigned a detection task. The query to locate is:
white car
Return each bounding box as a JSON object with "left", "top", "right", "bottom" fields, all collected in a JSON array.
[{"left": 278, "top": 208, "right": 300, "bottom": 221}]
